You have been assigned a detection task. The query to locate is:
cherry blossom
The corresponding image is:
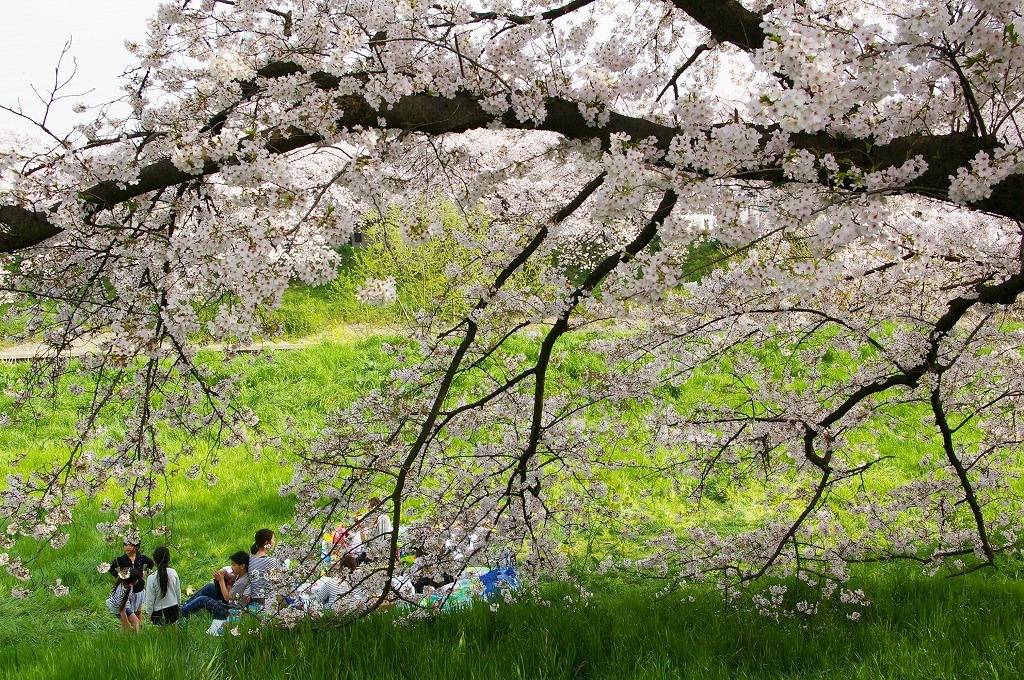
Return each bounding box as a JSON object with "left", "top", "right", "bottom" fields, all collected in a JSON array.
[{"left": 0, "top": 0, "right": 1022, "bottom": 617}]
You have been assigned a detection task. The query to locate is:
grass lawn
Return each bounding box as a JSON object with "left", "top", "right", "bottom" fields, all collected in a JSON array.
[
  {"left": 0, "top": 330, "right": 1022, "bottom": 679},
  {"left": 2, "top": 566, "right": 1024, "bottom": 679}
]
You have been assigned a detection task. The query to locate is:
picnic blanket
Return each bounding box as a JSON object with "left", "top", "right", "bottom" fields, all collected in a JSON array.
[{"left": 417, "top": 564, "right": 520, "bottom": 611}]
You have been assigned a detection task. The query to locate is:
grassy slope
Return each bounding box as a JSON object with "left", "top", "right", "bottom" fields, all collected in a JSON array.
[
  {"left": 0, "top": 337, "right": 405, "bottom": 653},
  {"left": 0, "top": 325, "right": 1021, "bottom": 678}
]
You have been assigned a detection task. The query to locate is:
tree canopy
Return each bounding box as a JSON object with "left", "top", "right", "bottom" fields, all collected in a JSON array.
[{"left": 1, "top": 0, "right": 1023, "bottom": 618}]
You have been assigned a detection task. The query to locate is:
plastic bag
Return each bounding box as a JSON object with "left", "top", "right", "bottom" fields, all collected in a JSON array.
[{"left": 479, "top": 565, "right": 520, "bottom": 601}]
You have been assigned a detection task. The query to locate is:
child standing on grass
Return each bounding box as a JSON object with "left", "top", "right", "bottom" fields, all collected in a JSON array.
[
  {"left": 144, "top": 546, "right": 182, "bottom": 625},
  {"left": 106, "top": 568, "right": 143, "bottom": 632},
  {"left": 107, "top": 537, "right": 154, "bottom": 626}
]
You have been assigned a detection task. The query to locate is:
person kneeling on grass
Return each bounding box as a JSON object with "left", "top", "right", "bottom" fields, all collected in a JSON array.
[
  {"left": 180, "top": 551, "right": 250, "bottom": 620},
  {"left": 144, "top": 546, "right": 182, "bottom": 625},
  {"left": 106, "top": 568, "right": 143, "bottom": 633}
]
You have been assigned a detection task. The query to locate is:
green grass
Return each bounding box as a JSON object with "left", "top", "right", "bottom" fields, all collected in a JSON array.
[
  {"left": 260, "top": 281, "right": 398, "bottom": 338},
  {"left": 3, "top": 566, "right": 1024, "bottom": 679},
  {"left": 1, "top": 324, "right": 1023, "bottom": 678},
  {"left": 0, "top": 337, "right": 412, "bottom": 655}
]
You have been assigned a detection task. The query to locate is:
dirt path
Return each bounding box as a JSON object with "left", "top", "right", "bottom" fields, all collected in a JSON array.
[
  {"left": 0, "top": 338, "right": 319, "bottom": 362},
  {"left": 0, "top": 321, "right": 414, "bottom": 362}
]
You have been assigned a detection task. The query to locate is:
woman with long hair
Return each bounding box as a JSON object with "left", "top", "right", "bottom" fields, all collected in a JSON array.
[
  {"left": 105, "top": 568, "right": 143, "bottom": 632},
  {"left": 144, "top": 546, "right": 182, "bottom": 625}
]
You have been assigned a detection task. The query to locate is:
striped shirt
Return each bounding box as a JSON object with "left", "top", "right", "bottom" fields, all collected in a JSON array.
[
  {"left": 106, "top": 583, "right": 133, "bottom": 615},
  {"left": 246, "top": 555, "right": 280, "bottom": 599},
  {"left": 311, "top": 576, "right": 347, "bottom": 608}
]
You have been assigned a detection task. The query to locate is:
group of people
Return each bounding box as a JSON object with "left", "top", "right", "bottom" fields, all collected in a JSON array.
[
  {"left": 102, "top": 500, "right": 499, "bottom": 629},
  {"left": 104, "top": 528, "right": 279, "bottom": 632},
  {"left": 104, "top": 501, "right": 393, "bottom": 632},
  {"left": 327, "top": 497, "right": 393, "bottom": 570}
]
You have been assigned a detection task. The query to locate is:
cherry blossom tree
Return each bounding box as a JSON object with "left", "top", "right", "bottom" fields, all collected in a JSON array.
[{"left": 1, "top": 0, "right": 1023, "bottom": 618}]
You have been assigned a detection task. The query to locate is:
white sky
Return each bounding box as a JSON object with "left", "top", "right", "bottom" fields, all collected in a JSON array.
[
  {"left": 0, "top": 1, "right": 164, "bottom": 136},
  {"left": 0, "top": 1, "right": 741, "bottom": 140}
]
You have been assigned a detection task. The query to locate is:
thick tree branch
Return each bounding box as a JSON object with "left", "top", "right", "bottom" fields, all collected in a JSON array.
[
  {"left": 0, "top": 206, "right": 59, "bottom": 252},
  {"left": 930, "top": 384, "right": 995, "bottom": 562},
  {"left": 666, "top": 0, "right": 767, "bottom": 51},
  {"left": 466, "top": 0, "right": 601, "bottom": 25},
  {"left": 3, "top": 81, "right": 1022, "bottom": 254}
]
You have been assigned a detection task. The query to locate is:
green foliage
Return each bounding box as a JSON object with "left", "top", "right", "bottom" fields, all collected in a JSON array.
[
  {"left": 259, "top": 204, "right": 497, "bottom": 337},
  {"left": 677, "top": 239, "right": 728, "bottom": 282},
  {"left": 348, "top": 205, "right": 489, "bottom": 316},
  {"left": 552, "top": 235, "right": 727, "bottom": 288},
  {"left": 0, "top": 303, "right": 29, "bottom": 346},
  {"left": 259, "top": 280, "right": 385, "bottom": 337}
]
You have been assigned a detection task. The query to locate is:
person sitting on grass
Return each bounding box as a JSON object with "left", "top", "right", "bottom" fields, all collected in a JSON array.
[
  {"left": 330, "top": 499, "right": 391, "bottom": 570},
  {"left": 106, "top": 567, "right": 143, "bottom": 633},
  {"left": 247, "top": 528, "right": 280, "bottom": 607},
  {"left": 144, "top": 546, "right": 182, "bottom": 625},
  {"left": 331, "top": 519, "right": 363, "bottom": 572},
  {"left": 180, "top": 551, "right": 250, "bottom": 620}
]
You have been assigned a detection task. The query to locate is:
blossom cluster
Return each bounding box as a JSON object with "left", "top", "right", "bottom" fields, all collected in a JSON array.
[{"left": 0, "top": 0, "right": 1023, "bottom": 621}]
